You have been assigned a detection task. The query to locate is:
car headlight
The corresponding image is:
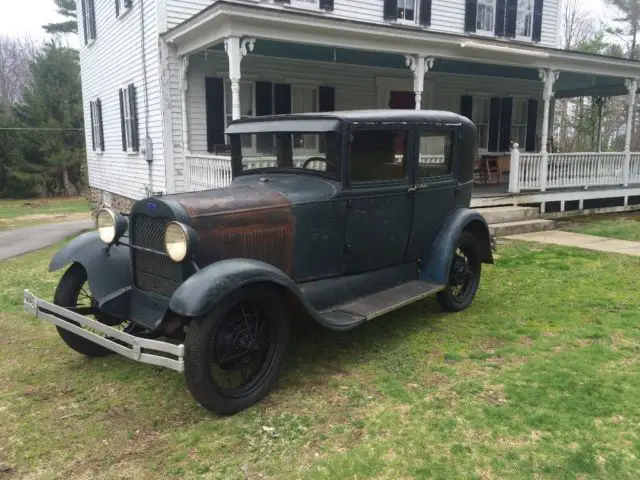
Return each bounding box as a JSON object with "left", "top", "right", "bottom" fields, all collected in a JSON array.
[
  {"left": 96, "top": 208, "right": 127, "bottom": 244},
  {"left": 164, "top": 222, "right": 190, "bottom": 262}
]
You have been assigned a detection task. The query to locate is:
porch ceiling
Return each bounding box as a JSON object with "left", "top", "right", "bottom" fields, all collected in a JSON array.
[
  {"left": 205, "top": 39, "right": 630, "bottom": 99},
  {"left": 165, "top": 0, "right": 640, "bottom": 85}
]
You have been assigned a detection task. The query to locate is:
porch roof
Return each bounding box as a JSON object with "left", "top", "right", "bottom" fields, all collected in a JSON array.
[{"left": 164, "top": 0, "right": 640, "bottom": 95}]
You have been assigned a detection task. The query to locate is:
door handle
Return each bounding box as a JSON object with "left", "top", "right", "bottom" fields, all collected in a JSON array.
[{"left": 408, "top": 186, "right": 417, "bottom": 192}]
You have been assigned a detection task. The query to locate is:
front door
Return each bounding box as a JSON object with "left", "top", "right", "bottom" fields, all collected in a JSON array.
[
  {"left": 342, "top": 125, "right": 414, "bottom": 274},
  {"left": 406, "top": 126, "right": 458, "bottom": 258}
]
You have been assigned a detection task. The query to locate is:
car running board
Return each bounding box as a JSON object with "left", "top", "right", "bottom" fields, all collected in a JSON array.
[{"left": 320, "top": 280, "right": 445, "bottom": 326}]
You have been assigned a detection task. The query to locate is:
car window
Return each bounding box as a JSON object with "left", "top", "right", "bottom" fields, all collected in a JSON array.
[
  {"left": 416, "top": 131, "right": 453, "bottom": 179},
  {"left": 349, "top": 129, "right": 408, "bottom": 183}
]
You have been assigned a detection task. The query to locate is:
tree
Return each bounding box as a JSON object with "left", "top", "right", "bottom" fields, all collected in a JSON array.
[
  {"left": 0, "top": 35, "right": 35, "bottom": 119},
  {"left": 605, "top": 0, "right": 640, "bottom": 59},
  {"left": 43, "top": 0, "right": 78, "bottom": 36}
]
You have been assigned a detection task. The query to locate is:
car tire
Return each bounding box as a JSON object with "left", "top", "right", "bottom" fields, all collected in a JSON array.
[
  {"left": 184, "top": 284, "right": 291, "bottom": 415},
  {"left": 437, "top": 231, "right": 482, "bottom": 312},
  {"left": 53, "top": 263, "right": 113, "bottom": 358}
]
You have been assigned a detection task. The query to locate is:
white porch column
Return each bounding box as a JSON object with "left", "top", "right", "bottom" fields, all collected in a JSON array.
[
  {"left": 623, "top": 78, "right": 638, "bottom": 187},
  {"left": 538, "top": 68, "right": 559, "bottom": 192},
  {"left": 404, "top": 55, "right": 434, "bottom": 110},
  {"left": 508, "top": 143, "right": 520, "bottom": 193},
  {"left": 224, "top": 36, "right": 256, "bottom": 121},
  {"left": 179, "top": 55, "right": 190, "bottom": 154}
]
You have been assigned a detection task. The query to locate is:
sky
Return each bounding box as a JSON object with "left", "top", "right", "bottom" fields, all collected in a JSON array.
[{"left": 0, "top": 0, "right": 621, "bottom": 42}]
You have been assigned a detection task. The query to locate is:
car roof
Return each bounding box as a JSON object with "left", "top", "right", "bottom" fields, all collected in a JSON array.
[{"left": 230, "top": 109, "right": 473, "bottom": 126}]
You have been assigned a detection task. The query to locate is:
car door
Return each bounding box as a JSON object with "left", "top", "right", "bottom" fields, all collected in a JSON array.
[
  {"left": 406, "top": 125, "right": 458, "bottom": 258},
  {"left": 341, "top": 125, "right": 414, "bottom": 274}
]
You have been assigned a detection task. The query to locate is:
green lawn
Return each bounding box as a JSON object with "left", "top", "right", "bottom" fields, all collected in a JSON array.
[
  {"left": 0, "top": 197, "right": 91, "bottom": 230},
  {"left": 559, "top": 211, "right": 640, "bottom": 242},
  {"left": 2, "top": 240, "right": 640, "bottom": 479}
]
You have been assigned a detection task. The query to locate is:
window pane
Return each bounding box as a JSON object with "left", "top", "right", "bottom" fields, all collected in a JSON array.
[
  {"left": 417, "top": 131, "right": 453, "bottom": 178},
  {"left": 350, "top": 129, "right": 407, "bottom": 183},
  {"left": 477, "top": 0, "right": 495, "bottom": 32},
  {"left": 241, "top": 83, "right": 253, "bottom": 117},
  {"left": 516, "top": 0, "right": 533, "bottom": 36}
]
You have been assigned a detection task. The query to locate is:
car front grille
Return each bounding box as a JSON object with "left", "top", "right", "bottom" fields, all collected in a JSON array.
[{"left": 131, "top": 215, "right": 183, "bottom": 297}]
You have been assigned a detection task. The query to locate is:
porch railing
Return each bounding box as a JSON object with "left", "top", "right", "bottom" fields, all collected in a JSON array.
[
  {"left": 509, "top": 145, "right": 640, "bottom": 193},
  {"left": 185, "top": 153, "right": 445, "bottom": 191}
]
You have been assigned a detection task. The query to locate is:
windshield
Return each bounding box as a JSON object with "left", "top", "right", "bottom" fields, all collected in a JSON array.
[{"left": 235, "top": 132, "right": 341, "bottom": 179}]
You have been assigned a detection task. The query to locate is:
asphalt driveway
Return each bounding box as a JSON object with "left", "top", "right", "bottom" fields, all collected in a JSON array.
[{"left": 0, "top": 219, "right": 93, "bottom": 261}]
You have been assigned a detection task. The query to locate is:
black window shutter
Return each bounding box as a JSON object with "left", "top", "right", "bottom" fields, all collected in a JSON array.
[
  {"left": 119, "top": 89, "right": 126, "bottom": 151},
  {"left": 90, "top": 101, "right": 96, "bottom": 151},
  {"left": 488, "top": 97, "right": 501, "bottom": 152},
  {"left": 495, "top": 0, "right": 506, "bottom": 36},
  {"left": 115, "top": 0, "right": 120, "bottom": 17},
  {"left": 460, "top": 95, "right": 473, "bottom": 119},
  {"left": 96, "top": 98, "right": 104, "bottom": 151},
  {"left": 128, "top": 84, "right": 139, "bottom": 152},
  {"left": 505, "top": 0, "right": 518, "bottom": 38},
  {"left": 464, "top": 0, "right": 477, "bottom": 32},
  {"left": 384, "top": 0, "right": 398, "bottom": 20},
  {"left": 205, "top": 77, "right": 225, "bottom": 152},
  {"left": 255, "top": 81, "right": 273, "bottom": 153},
  {"left": 82, "top": 0, "right": 88, "bottom": 44},
  {"left": 88, "top": 0, "right": 96, "bottom": 39},
  {"left": 526, "top": 99, "right": 538, "bottom": 151},
  {"left": 420, "top": 0, "right": 432, "bottom": 26},
  {"left": 319, "top": 86, "right": 335, "bottom": 112},
  {"left": 274, "top": 84, "right": 291, "bottom": 114},
  {"left": 532, "top": 0, "right": 543, "bottom": 41},
  {"left": 320, "top": 0, "right": 334, "bottom": 10},
  {"left": 498, "top": 97, "right": 513, "bottom": 151}
]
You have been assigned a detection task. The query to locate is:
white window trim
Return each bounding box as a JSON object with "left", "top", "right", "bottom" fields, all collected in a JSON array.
[
  {"left": 290, "top": 84, "right": 320, "bottom": 154},
  {"left": 511, "top": 98, "right": 529, "bottom": 149},
  {"left": 472, "top": 95, "right": 491, "bottom": 152},
  {"left": 116, "top": 0, "right": 133, "bottom": 19},
  {"left": 120, "top": 85, "right": 137, "bottom": 155},
  {"left": 82, "top": 0, "right": 96, "bottom": 43},
  {"left": 392, "top": 0, "right": 421, "bottom": 26},
  {"left": 90, "top": 99, "right": 104, "bottom": 154},
  {"left": 515, "top": 0, "right": 534, "bottom": 41},
  {"left": 475, "top": 0, "right": 496, "bottom": 35}
]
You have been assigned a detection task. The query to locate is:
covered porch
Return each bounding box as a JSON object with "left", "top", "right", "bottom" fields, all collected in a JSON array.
[{"left": 163, "top": 2, "right": 640, "bottom": 209}]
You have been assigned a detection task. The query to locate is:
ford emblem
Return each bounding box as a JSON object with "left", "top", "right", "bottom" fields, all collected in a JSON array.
[{"left": 148, "top": 202, "right": 157, "bottom": 211}]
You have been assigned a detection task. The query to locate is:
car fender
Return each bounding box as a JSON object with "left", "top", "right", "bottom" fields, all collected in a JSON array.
[
  {"left": 420, "top": 207, "right": 494, "bottom": 285},
  {"left": 169, "top": 258, "right": 357, "bottom": 331},
  {"left": 49, "top": 231, "right": 132, "bottom": 305}
]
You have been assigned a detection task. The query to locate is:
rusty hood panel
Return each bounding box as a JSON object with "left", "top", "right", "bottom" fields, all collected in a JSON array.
[{"left": 165, "top": 184, "right": 295, "bottom": 274}]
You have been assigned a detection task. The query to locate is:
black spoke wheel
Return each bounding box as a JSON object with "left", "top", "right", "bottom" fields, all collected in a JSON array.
[
  {"left": 184, "top": 284, "right": 290, "bottom": 415},
  {"left": 54, "top": 263, "right": 134, "bottom": 357},
  {"left": 437, "top": 231, "right": 482, "bottom": 312}
]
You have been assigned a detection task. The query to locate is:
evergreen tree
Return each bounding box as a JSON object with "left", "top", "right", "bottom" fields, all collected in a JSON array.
[
  {"left": 605, "top": 0, "right": 640, "bottom": 59},
  {"left": 43, "top": 0, "right": 78, "bottom": 36}
]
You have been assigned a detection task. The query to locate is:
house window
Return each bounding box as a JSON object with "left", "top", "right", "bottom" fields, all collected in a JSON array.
[
  {"left": 116, "top": 0, "right": 133, "bottom": 17},
  {"left": 516, "top": 0, "right": 533, "bottom": 37},
  {"left": 417, "top": 131, "right": 453, "bottom": 178},
  {"left": 472, "top": 97, "right": 490, "bottom": 150},
  {"left": 291, "top": 85, "right": 318, "bottom": 150},
  {"left": 476, "top": 0, "right": 496, "bottom": 33},
  {"left": 81, "top": 0, "right": 96, "bottom": 43},
  {"left": 89, "top": 99, "right": 104, "bottom": 152},
  {"left": 397, "top": 0, "right": 417, "bottom": 21},
  {"left": 224, "top": 81, "right": 255, "bottom": 148},
  {"left": 512, "top": 99, "right": 528, "bottom": 148},
  {"left": 119, "top": 84, "right": 139, "bottom": 152}
]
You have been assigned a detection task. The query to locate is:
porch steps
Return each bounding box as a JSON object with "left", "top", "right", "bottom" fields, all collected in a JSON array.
[{"left": 474, "top": 206, "right": 556, "bottom": 236}]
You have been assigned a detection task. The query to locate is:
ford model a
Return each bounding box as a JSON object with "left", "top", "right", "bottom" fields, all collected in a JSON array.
[{"left": 23, "top": 110, "right": 494, "bottom": 415}]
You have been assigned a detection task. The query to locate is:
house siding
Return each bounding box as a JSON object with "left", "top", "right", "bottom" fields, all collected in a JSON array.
[
  {"left": 175, "top": 51, "right": 543, "bottom": 186},
  {"left": 164, "top": 0, "right": 559, "bottom": 48},
  {"left": 78, "top": 0, "right": 166, "bottom": 201}
]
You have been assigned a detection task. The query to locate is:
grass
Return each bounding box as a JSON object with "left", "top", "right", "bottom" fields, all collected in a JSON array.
[
  {"left": 0, "top": 197, "right": 91, "bottom": 230},
  {"left": 559, "top": 211, "right": 640, "bottom": 242},
  {"left": 2, "top": 239, "right": 640, "bottom": 479}
]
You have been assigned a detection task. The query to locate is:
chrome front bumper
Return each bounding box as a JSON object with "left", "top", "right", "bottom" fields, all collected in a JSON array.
[{"left": 23, "top": 290, "right": 185, "bottom": 372}]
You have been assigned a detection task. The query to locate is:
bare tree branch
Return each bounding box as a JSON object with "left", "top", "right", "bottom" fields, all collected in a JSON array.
[{"left": 0, "top": 35, "right": 37, "bottom": 120}]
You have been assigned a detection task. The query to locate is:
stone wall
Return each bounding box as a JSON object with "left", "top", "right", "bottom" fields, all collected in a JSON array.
[{"left": 88, "top": 187, "right": 135, "bottom": 215}]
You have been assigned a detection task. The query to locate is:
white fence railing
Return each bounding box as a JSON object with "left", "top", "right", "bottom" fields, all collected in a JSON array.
[
  {"left": 510, "top": 146, "right": 640, "bottom": 193},
  {"left": 185, "top": 152, "right": 447, "bottom": 191}
]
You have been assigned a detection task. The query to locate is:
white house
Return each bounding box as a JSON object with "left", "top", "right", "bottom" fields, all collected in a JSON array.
[{"left": 78, "top": 0, "right": 640, "bottom": 216}]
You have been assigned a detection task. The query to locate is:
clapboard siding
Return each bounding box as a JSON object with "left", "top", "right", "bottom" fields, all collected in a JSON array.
[
  {"left": 78, "top": 0, "right": 165, "bottom": 200},
  {"left": 164, "top": 0, "right": 559, "bottom": 48},
  {"left": 176, "top": 51, "right": 544, "bottom": 181}
]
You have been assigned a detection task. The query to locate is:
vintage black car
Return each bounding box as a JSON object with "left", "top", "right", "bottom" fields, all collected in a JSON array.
[{"left": 23, "top": 110, "right": 494, "bottom": 415}]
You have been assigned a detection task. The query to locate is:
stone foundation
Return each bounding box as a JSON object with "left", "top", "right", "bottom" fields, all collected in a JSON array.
[{"left": 88, "top": 188, "right": 135, "bottom": 215}]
